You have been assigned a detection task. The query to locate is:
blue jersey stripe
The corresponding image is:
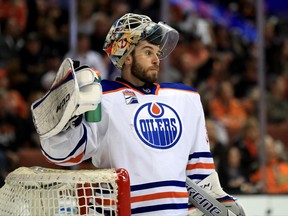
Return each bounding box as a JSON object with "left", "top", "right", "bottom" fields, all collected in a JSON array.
[
  {"left": 187, "top": 174, "right": 209, "bottom": 181},
  {"left": 102, "top": 79, "right": 158, "bottom": 94},
  {"left": 132, "top": 203, "right": 188, "bottom": 214},
  {"left": 101, "top": 80, "right": 126, "bottom": 92},
  {"left": 101, "top": 79, "right": 198, "bottom": 94},
  {"left": 188, "top": 152, "right": 213, "bottom": 160},
  {"left": 131, "top": 180, "right": 186, "bottom": 192},
  {"left": 41, "top": 124, "right": 87, "bottom": 161}
]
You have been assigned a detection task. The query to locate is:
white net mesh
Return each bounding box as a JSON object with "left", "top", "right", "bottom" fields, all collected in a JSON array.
[{"left": 0, "top": 167, "right": 128, "bottom": 216}]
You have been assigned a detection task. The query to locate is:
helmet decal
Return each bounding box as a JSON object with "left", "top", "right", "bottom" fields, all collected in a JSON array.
[{"left": 103, "top": 13, "right": 179, "bottom": 70}]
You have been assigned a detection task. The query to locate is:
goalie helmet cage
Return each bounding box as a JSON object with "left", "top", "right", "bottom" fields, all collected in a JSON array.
[{"left": 0, "top": 166, "right": 131, "bottom": 216}]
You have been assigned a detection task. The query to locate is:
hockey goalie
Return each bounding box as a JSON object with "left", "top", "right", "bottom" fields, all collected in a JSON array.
[{"left": 31, "top": 13, "right": 246, "bottom": 215}]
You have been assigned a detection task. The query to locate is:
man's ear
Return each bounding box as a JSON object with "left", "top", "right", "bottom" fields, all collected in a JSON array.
[{"left": 124, "top": 55, "right": 132, "bottom": 66}]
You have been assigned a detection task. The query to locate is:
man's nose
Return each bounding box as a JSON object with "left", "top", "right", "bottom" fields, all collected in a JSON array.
[{"left": 152, "top": 54, "right": 160, "bottom": 65}]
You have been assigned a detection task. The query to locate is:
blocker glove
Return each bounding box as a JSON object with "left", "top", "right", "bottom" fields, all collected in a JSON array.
[{"left": 188, "top": 172, "right": 246, "bottom": 216}]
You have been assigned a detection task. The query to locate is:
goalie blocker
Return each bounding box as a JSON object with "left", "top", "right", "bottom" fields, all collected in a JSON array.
[
  {"left": 187, "top": 172, "right": 246, "bottom": 216},
  {"left": 31, "top": 58, "right": 102, "bottom": 139}
]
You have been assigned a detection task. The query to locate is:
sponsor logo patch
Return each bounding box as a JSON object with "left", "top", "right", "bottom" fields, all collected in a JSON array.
[{"left": 123, "top": 90, "right": 138, "bottom": 104}]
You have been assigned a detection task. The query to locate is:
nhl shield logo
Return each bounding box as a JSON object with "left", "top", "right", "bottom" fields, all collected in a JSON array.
[{"left": 134, "top": 102, "right": 182, "bottom": 149}]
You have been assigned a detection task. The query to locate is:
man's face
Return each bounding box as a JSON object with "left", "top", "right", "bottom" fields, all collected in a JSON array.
[{"left": 130, "top": 40, "right": 160, "bottom": 84}]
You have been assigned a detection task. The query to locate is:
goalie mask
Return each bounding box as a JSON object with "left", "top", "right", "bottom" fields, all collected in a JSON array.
[{"left": 103, "top": 13, "right": 179, "bottom": 70}]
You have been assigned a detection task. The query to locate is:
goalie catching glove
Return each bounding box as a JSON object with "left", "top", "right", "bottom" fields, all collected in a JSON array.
[{"left": 31, "top": 58, "right": 102, "bottom": 139}]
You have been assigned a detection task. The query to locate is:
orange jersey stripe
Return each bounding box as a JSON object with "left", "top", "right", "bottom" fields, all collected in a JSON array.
[
  {"left": 131, "top": 191, "right": 188, "bottom": 203},
  {"left": 154, "top": 83, "right": 160, "bottom": 95},
  {"left": 186, "top": 163, "right": 215, "bottom": 170},
  {"left": 103, "top": 87, "right": 128, "bottom": 94},
  {"left": 55, "top": 152, "right": 84, "bottom": 165}
]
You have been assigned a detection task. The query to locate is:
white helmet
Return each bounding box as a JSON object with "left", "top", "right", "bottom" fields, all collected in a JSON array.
[{"left": 103, "top": 13, "right": 179, "bottom": 69}]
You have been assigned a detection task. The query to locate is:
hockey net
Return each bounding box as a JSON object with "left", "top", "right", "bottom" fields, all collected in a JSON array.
[{"left": 0, "top": 166, "right": 131, "bottom": 216}]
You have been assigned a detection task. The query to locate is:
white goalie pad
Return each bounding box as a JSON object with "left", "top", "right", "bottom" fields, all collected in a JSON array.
[{"left": 31, "top": 58, "right": 102, "bottom": 139}]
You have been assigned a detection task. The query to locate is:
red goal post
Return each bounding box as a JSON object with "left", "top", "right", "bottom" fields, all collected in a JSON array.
[{"left": 0, "top": 166, "right": 131, "bottom": 216}]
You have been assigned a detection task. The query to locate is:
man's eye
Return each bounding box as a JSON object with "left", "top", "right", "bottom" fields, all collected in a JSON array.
[
  {"left": 157, "top": 51, "right": 163, "bottom": 58},
  {"left": 145, "top": 50, "right": 152, "bottom": 55}
]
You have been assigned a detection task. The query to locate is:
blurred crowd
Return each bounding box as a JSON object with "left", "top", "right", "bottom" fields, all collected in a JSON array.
[{"left": 1, "top": 0, "right": 288, "bottom": 194}]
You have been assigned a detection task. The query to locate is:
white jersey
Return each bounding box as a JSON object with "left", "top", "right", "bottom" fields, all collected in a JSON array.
[{"left": 41, "top": 78, "right": 217, "bottom": 215}]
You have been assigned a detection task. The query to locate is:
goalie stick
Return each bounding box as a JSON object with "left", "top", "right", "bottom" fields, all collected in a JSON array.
[{"left": 186, "top": 177, "right": 237, "bottom": 216}]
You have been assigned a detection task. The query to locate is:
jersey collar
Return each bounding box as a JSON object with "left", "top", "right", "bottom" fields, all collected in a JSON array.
[{"left": 116, "top": 77, "right": 159, "bottom": 95}]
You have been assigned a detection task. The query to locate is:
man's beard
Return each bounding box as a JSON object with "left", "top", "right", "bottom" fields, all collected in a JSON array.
[{"left": 131, "top": 57, "right": 159, "bottom": 84}]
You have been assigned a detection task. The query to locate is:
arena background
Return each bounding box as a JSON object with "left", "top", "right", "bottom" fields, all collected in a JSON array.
[{"left": 1, "top": 0, "right": 288, "bottom": 215}]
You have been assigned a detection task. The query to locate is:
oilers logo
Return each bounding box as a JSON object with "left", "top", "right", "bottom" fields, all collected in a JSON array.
[{"left": 134, "top": 102, "right": 182, "bottom": 149}]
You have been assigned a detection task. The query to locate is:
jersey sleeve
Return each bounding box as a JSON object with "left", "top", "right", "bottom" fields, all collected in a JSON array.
[
  {"left": 39, "top": 120, "right": 99, "bottom": 166},
  {"left": 186, "top": 93, "right": 215, "bottom": 182}
]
